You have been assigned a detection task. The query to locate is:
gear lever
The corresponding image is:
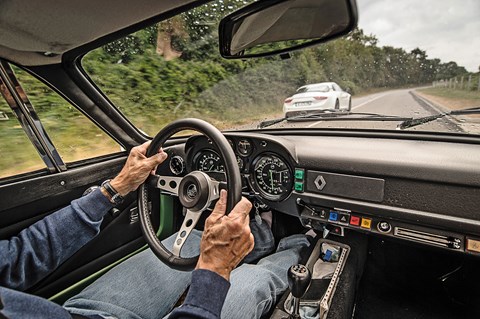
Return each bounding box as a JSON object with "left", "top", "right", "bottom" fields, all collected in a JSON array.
[{"left": 287, "top": 264, "right": 312, "bottom": 319}]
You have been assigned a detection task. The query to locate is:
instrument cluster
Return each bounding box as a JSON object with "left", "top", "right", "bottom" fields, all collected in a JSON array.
[{"left": 188, "top": 136, "right": 294, "bottom": 202}]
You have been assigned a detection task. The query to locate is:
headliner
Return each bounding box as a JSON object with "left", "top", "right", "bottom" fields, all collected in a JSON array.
[{"left": 0, "top": 0, "right": 198, "bottom": 66}]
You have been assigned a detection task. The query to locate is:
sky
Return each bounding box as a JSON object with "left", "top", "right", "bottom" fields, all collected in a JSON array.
[{"left": 356, "top": 0, "right": 480, "bottom": 72}]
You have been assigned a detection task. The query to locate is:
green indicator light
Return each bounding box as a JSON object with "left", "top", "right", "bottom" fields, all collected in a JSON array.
[
  {"left": 294, "top": 182, "right": 304, "bottom": 192},
  {"left": 295, "top": 169, "right": 304, "bottom": 180}
]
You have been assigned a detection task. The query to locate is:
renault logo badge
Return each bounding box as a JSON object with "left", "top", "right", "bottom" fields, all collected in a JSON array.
[{"left": 186, "top": 184, "right": 198, "bottom": 199}]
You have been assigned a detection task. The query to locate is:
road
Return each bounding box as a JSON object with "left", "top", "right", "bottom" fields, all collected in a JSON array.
[{"left": 237, "top": 88, "right": 467, "bottom": 133}]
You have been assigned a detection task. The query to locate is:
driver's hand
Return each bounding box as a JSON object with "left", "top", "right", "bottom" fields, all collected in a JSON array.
[
  {"left": 196, "top": 190, "right": 254, "bottom": 281},
  {"left": 110, "top": 141, "right": 168, "bottom": 196}
]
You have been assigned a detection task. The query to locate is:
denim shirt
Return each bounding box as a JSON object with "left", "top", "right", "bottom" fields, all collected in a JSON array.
[
  {"left": 0, "top": 189, "right": 230, "bottom": 319},
  {"left": 0, "top": 188, "right": 112, "bottom": 318}
]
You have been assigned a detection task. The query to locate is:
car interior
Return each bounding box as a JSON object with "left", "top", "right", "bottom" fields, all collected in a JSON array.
[{"left": 1, "top": 0, "right": 479, "bottom": 318}]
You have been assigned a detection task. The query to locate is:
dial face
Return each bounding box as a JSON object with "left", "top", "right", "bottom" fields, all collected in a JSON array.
[
  {"left": 169, "top": 155, "right": 185, "bottom": 175},
  {"left": 196, "top": 150, "right": 225, "bottom": 173},
  {"left": 237, "top": 139, "right": 252, "bottom": 156},
  {"left": 253, "top": 154, "right": 293, "bottom": 200}
]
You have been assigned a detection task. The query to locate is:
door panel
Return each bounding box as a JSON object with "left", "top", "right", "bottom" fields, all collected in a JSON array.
[{"left": 0, "top": 155, "right": 157, "bottom": 298}]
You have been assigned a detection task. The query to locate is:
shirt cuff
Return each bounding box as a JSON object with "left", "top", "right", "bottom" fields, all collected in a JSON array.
[
  {"left": 74, "top": 187, "right": 113, "bottom": 221},
  {"left": 183, "top": 269, "right": 231, "bottom": 318}
]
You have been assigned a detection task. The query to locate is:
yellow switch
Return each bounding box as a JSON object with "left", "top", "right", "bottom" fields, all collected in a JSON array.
[
  {"left": 360, "top": 218, "right": 372, "bottom": 229},
  {"left": 467, "top": 239, "right": 480, "bottom": 253}
]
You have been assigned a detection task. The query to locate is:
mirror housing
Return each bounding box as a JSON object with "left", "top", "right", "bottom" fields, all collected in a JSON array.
[{"left": 219, "top": 0, "right": 358, "bottom": 59}]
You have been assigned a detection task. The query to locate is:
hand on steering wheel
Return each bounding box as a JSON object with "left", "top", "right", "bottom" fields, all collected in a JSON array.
[
  {"left": 138, "top": 118, "right": 242, "bottom": 270},
  {"left": 197, "top": 189, "right": 254, "bottom": 280}
]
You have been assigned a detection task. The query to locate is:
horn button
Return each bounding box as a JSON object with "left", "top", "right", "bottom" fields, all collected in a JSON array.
[{"left": 178, "top": 171, "right": 211, "bottom": 212}]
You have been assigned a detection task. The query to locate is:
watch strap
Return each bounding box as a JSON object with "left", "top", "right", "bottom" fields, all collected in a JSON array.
[{"left": 101, "top": 179, "right": 124, "bottom": 205}]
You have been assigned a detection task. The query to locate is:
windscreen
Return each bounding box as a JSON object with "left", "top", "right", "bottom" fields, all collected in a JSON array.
[{"left": 82, "top": 0, "right": 480, "bottom": 136}]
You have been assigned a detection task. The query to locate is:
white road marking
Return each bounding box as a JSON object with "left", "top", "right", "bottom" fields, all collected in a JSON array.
[
  {"left": 352, "top": 93, "right": 388, "bottom": 110},
  {"left": 306, "top": 92, "right": 389, "bottom": 128}
]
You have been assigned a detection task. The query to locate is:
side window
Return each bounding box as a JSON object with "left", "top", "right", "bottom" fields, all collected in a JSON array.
[
  {"left": 11, "top": 66, "right": 121, "bottom": 164},
  {"left": 0, "top": 66, "right": 121, "bottom": 180},
  {"left": 0, "top": 92, "right": 46, "bottom": 179}
]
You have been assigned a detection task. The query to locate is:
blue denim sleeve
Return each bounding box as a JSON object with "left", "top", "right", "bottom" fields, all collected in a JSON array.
[
  {"left": 169, "top": 269, "right": 231, "bottom": 319},
  {"left": 0, "top": 286, "right": 72, "bottom": 319},
  {"left": 0, "top": 188, "right": 112, "bottom": 291}
]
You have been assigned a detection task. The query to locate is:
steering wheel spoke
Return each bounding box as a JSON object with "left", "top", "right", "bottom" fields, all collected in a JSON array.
[
  {"left": 172, "top": 209, "right": 202, "bottom": 256},
  {"left": 209, "top": 179, "right": 221, "bottom": 202},
  {"left": 149, "top": 175, "right": 182, "bottom": 195}
]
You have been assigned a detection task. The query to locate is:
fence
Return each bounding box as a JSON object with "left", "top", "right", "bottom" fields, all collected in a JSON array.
[{"left": 432, "top": 74, "right": 480, "bottom": 91}]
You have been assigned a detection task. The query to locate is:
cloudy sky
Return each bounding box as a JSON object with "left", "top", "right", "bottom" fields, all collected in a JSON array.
[{"left": 356, "top": 0, "right": 480, "bottom": 72}]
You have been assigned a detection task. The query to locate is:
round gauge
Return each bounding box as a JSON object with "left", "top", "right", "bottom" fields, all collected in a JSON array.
[
  {"left": 237, "top": 139, "right": 252, "bottom": 156},
  {"left": 252, "top": 154, "right": 293, "bottom": 201},
  {"left": 169, "top": 155, "right": 185, "bottom": 175},
  {"left": 195, "top": 150, "right": 225, "bottom": 173},
  {"left": 236, "top": 155, "right": 244, "bottom": 170}
]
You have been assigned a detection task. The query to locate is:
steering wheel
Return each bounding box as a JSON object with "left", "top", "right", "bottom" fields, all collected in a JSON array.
[{"left": 138, "top": 118, "right": 242, "bottom": 271}]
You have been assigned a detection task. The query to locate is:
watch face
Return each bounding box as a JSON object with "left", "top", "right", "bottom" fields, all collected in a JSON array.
[
  {"left": 111, "top": 193, "right": 124, "bottom": 205},
  {"left": 83, "top": 185, "right": 100, "bottom": 197}
]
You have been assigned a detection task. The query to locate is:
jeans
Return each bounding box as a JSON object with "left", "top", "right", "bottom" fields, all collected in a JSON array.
[{"left": 64, "top": 220, "right": 310, "bottom": 319}]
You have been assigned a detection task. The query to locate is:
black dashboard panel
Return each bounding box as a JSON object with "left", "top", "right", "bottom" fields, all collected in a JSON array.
[
  {"left": 162, "top": 131, "right": 480, "bottom": 256},
  {"left": 305, "top": 170, "right": 385, "bottom": 202}
]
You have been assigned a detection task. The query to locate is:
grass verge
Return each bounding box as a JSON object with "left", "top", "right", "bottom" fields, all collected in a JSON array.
[{"left": 417, "top": 88, "right": 480, "bottom": 111}]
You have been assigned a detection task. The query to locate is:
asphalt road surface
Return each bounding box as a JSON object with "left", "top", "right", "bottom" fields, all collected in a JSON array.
[{"left": 239, "top": 88, "right": 472, "bottom": 133}]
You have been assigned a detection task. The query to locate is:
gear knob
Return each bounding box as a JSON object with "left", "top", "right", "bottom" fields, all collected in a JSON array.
[{"left": 288, "top": 264, "right": 312, "bottom": 298}]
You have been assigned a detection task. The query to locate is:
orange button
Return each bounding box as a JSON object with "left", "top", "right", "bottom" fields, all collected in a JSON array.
[{"left": 360, "top": 218, "right": 372, "bottom": 229}]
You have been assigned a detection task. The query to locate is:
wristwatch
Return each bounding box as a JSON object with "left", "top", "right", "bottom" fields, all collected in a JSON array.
[
  {"left": 101, "top": 179, "right": 124, "bottom": 205},
  {"left": 83, "top": 185, "right": 99, "bottom": 197}
]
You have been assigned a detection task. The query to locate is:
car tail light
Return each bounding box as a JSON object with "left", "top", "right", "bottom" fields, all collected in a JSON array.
[
  {"left": 314, "top": 96, "right": 328, "bottom": 100},
  {"left": 284, "top": 98, "right": 293, "bottom": 104}
]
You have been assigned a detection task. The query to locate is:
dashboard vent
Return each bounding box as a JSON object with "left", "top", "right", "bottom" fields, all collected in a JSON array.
[{"left": 394, "top": 227, "right": 460, "bottom": 249}]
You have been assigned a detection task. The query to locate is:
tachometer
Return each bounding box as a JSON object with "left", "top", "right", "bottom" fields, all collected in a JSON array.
[
  {"left": 252, "top": 154, "right": 293, "bottom": 201},
  {"left": 195, "top": 150, "right": 225, "bottom": 173}
]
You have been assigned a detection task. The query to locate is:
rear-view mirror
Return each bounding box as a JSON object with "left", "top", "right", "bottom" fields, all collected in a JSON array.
[{"left": 219, "top": 0, "right": 358, "bottom": 59}]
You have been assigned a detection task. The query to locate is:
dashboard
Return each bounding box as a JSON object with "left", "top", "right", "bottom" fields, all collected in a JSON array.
[{"left": 161, "top": 131, "right": 480, "bottom": 257}]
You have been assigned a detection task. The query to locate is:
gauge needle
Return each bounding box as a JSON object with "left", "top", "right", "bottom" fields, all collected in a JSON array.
[{"left": 269, "top": 170, "right": 274, "bottom": 189}]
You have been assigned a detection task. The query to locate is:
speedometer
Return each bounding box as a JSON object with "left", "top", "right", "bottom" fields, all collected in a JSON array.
[
  {"left": 252, "top": 154, "right": 293, "bottom": 201},
  {"left": 195, "top": 150, "right": 225, "bottom": 173}
]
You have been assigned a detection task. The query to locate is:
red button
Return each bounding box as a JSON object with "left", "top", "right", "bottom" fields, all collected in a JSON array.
[{"left": 350, "top": 215, "right": 361, "bottom": 226}]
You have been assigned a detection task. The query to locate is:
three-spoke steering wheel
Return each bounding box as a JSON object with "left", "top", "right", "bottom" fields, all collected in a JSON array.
[{"left": 137, "top": 118, "right": 242, "bottom": 270}]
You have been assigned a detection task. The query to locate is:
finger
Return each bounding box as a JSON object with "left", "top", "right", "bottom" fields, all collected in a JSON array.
[
  {"left": 136, "top": 141, "right": 152, "bottom": 155},
  {"left": 209, "top": 190, "right": 227, "bottom": 223},
  {"left": 151, "top": 168, "right": 157, "bottom": 175}
]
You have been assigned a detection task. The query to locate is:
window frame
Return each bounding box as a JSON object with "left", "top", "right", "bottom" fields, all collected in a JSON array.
[{"left": 0, "top": 59, "right": 126, "bottom": 184}]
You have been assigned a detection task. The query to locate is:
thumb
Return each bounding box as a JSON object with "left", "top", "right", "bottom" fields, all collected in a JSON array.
[
  {"left": 147, "top": 150, "right": 168, "bottom": 167},
  {"left": 228, "top": 197, "right": 252, "bottom": 225}
]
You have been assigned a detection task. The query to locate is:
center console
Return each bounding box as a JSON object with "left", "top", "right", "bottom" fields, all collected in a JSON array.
[{"left": 270, "top": 239, "right": 351, "bottom": 319}]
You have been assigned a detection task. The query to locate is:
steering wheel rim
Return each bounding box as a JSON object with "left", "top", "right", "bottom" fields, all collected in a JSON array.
[{"left": 138, "top": 118, "right": 242, "bottom": 270}]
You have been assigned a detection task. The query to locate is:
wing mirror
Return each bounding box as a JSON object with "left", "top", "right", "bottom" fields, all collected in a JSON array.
[{"left": 219, "top": 0, "right": 358, "bottom": 59}]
